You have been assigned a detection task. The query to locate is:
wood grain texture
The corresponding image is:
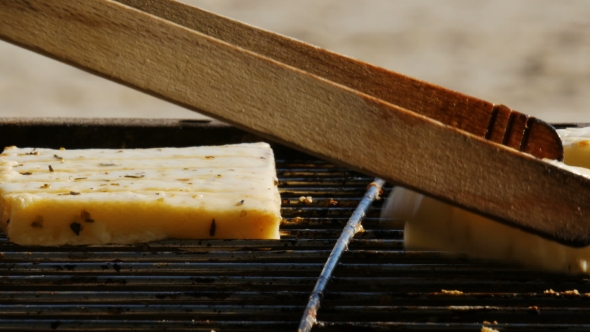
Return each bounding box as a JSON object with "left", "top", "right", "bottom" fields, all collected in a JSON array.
[
  {"left": 0, "top": 0, "right": 585, "bottom": 245},
  {"left": 115, "top": 0, "right": 562, "bottom": 161}
]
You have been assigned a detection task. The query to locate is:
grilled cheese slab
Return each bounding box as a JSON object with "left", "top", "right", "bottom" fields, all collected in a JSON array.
[
  {"left": 556, "top": 127, "right": 590, "bottom": 170},
  {"left": 0, "top": 143, "right": 281, "bottom": 245},
  {"left": 382, "top": 127, "right": 590, "bottom": 275}
]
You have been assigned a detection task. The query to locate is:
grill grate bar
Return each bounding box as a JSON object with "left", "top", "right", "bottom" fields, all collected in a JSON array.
[
  {"left": 314, "top": 322, "right": 590, "bottom": 331},
  {"left": 0, "top": 290, "right": 311, "bottom": 304},
  {"left": 13, "top": 290, "right": 586, "bottom": 306},
  {"left": 0, "top": 304, "right": 307, "bottom": 318},
  {"left": 0, "top": 238, "right": 401, "bottom": 251},
  {"left": 0, "top": 319, "right": 298, "bottom": 332},
  {"left": 304, "top": 291, "right": 590, "bottom": 306},
  {"left": 278, "top": 188, "right": 372, "bottom": 197},
  {"left": 0, "top": 250, "right": 337, "bottom": 262},
  {"left": 5, "top": 304, "right": 590, "bottom": 322},
  {"left": 280, "top": 217, "right": 394, "bottom": 228},
  {"left": 276, "top": 176, "right": 372, "bottom": 185},
  {"left": 0, "top": 262, "right": 326, "bottom": 275},
  {"left": 0, "top": 275, "right": 319, "bottom": 290},
  {"left": 0, "top": 249, "right": 444, "bottom": 263},
  {"left": 0, "top": 238, "right": 328, "bottom": 248},
  {"left": 4, "top": 275, "right": 588, "bottom": 291},
  {"left": 6, "top": 261, "right": 537, "bottom": 276}
]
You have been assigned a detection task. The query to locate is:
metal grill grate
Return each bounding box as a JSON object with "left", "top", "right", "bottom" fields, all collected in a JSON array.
[
  {"left": 1, "top": 119, "right": 590, "bottom": 331},
  {"left": 314, "top": 238, "right": 590, "bottom": 331}
]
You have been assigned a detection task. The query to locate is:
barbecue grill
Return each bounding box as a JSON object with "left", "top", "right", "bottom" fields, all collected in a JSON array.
[{"left": 1, "top": 118, "right": 590, "bottom": 332}]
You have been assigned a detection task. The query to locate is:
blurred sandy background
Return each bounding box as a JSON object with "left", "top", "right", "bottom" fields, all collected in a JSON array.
[{"left": 1, "top": 0, "right": 589, "bottom": 122}]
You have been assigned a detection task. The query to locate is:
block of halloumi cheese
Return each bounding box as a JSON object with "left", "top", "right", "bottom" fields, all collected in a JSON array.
[
  {"left": 557, "top": 127, "right": 590, "bottom": 169},
  {"left": 387, "top": 187, "right": 590, "bottom": 274},
  {"left": 0, "top": 143, "right": 281, "bottom": 245},
  {"left": 381, "top": 127, "right": 590, "bottom": 275}
]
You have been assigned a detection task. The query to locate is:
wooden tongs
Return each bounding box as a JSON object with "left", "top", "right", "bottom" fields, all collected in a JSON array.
[{"left": 1, "top": 0, "right": 589, "bottom": 246}]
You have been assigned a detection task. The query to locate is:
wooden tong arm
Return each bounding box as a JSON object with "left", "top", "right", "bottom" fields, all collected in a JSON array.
[
  {"left": 0, "top": 0, "right": 585, "bottom": 245},
  {"left": 118, "top": 0, "right": 562, "bottom": 161}
]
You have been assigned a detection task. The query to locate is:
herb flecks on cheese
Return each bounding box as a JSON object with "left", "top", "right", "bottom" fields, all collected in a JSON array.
[{"left": 0, "top": 143, "right": 281, "bottom": 245}]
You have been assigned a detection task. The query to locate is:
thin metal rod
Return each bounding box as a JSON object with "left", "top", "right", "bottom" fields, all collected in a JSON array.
[{"left": 298, "top": 178, "right": 386, "bottom": 332}]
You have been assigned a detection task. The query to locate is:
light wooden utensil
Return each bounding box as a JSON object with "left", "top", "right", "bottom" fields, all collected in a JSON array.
[{"left": 1, "top": 0, "right": 588, "bottom": 246}]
